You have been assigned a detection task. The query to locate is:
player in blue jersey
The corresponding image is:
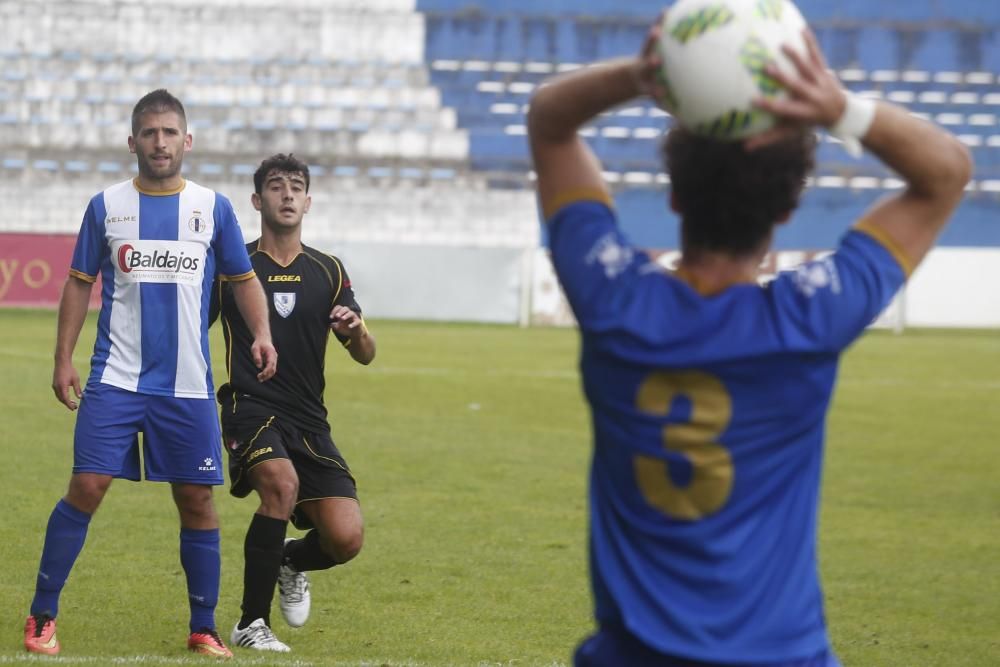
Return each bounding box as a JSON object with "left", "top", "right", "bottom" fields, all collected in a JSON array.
[
  {"left": 527, "top": 21, "right": 971, "bottom": 667},
  {"left": 211, "top": 153, "right": 375, "bottom": 652},
  {"left": 24, "top": 89, "right": 277, "bottom": 659}
]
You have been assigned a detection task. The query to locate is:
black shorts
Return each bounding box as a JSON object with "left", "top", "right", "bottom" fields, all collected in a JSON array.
[{"left": 221, "top": 401, "right": 358, "bottom": 530}]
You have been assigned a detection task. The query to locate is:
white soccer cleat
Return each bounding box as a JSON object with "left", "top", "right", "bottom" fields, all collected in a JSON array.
[
  {"left": 278, "top": 538, "right": 311, "bottom": 627},
  {"left": 230, "top": 618, "right": 290, "bottom": 652}
]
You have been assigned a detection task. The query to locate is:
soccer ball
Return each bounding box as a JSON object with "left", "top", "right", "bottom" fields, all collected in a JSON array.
[{"left": 654, "top": 0, "right": 808, "bottom": 140}]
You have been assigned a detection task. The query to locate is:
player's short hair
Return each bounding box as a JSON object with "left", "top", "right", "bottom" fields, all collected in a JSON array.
[
  {"left": 131, "top": 89, "right": 187, "bottom": 136},
  {"left": 663, "top": 128, "right": 816, "bottom": 257},
  {"left": 254, "top": 153, "right": 311, "bottom": 194}
]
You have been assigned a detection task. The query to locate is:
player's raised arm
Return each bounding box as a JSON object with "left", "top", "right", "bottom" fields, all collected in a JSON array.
[
  {"left": 846, "top": 97, "right": 971, "bottom": 273},
  {"left": 752, "top": 30, "right": 973, "bottom": 273},
  {"left": 230, "top": 276, "right": 277, "bottom": 381},
  {"left": 51, "top": 276, "right": 93, "bottom": 410},
  {"left": 527, "top": 24, "right": 663, "bottom": 219}
]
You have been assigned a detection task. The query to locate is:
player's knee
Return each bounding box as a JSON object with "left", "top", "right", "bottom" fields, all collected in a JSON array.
[
  {"left": 66, "top": 473, "right": 112, "bottom": 513},
  {"left": 172, "top": 484, "right": 217, "bottom": 525},
  {"left": 326, "top": 526, "right": 363, "bottom": 563}
]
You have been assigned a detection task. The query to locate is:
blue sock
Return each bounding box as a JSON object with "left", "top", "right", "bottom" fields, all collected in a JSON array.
[
  {"left": 180, "top": 528, "right": 221, "bottom": 633},
  {"left": 30, "top": 499, "right": 92, "bottom": 618}
]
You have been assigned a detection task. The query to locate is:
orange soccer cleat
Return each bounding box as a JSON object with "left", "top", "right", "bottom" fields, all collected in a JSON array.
[
  {"left": 24, "top": 614, "right": 60, "bottom": 655},
  {"left": 187, "top": 627, "right": 233, "bottom": 658}
]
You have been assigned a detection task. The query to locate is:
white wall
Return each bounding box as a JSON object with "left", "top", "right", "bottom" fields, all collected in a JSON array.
[
  {"left": 333, "top": 243, "right": 528, "bottom": 324},
  {"left": 903, "top": 248, "right": 1000, "bottom": 328}
]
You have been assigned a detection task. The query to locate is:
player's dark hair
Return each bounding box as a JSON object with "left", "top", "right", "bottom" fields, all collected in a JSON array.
[
  {"left": 663, "top": 127, "right": 816, "bottom": 257},
  {"left": 254, "top": 153, "right": 311, "bottom": 194},
  {"left": 131, "top": 89, "right": 187, "bottom": 136}
]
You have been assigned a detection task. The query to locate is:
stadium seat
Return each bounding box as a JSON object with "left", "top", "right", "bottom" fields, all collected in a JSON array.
[
  {"left": 1, "top": 0, "right": 995, "bottom": 249},
  {"left": 981, "top": 29, "right": 1000, "bottom": 74},
  {"left": 907, "top": 29, "right": 962, "bottom": 72},
  {"left": 856, "top": 26, "right": 899, "bottom": 71}
]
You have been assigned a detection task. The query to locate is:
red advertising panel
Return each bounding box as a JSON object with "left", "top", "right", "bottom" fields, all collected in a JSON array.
[{"left": 0, "top": 233, "right": 102, "bottom": 308}]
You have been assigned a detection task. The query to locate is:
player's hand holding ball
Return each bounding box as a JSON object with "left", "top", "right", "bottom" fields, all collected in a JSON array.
[
  {"left": 650, "top": 0, "right": 814, "bottom": 141},
  {"left": 745, "top": 29, "right": 852, "bottom": 150}
]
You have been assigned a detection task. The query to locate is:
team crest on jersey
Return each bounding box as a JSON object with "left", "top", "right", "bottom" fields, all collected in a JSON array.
[
  {"left": 274, "top": 292, "right": 296, "bottom": 318},
  {"left": 586, "top": 232, "right": 634, "bottom": 279},
  {"left": 793, "top": 257, "right": 841, "bottom": 297},
  {"left": 188, "top": 211, "right": 207, "bottom": 233}
]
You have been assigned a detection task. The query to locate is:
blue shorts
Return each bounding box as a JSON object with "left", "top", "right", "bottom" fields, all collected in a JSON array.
[
  {"left": 73, "top": 382, "right": 224, "bottom": 485},
  {"left": 574, "top": 624, "right": 842, "bottom": 667}
]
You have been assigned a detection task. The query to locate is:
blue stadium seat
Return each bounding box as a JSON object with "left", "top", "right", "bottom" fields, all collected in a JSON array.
[
  {"left": 981, "top": 29, "right": 1000, "bottom": 73},
  {"left": 522, "top": 17, "right": 555, "bottom": 62},
  {"left": 554, "top": 18, "right": 580, "bottom": 63},
  {"left": 493, "top": 16, "right": 525, "bottom": 61},
  {"left": 856, "top": 26, "right": 899, "bottom": 70},
  {"left": 470, "top": 129, "right": 530, "bottom": 170},
  {"left": 613, "top": 189, "right": 679, "bottom": 249},
  {"left": 907, "top": 29, "right": 960, "bottom": 72},
  {"left": 429, "top": 167, "right": 456, "bottom": 179}
]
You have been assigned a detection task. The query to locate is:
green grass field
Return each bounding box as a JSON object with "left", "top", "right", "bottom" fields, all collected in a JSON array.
[{"left": 1, "top": 309, "right": 998, "bottom": 666}]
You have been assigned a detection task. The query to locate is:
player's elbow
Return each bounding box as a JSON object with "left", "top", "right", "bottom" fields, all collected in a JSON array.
[
  {"left": 526, "top": 97, "right": 546, "bottom": 145},
  {"left": 949, "top": 140, "right": 974, "bottom": 193},
  {"left": 527, "top": 84, "right": 567, "bottom": 145},
  {"left": 928, "top": 137, "right": 973, "bottom": 202}
]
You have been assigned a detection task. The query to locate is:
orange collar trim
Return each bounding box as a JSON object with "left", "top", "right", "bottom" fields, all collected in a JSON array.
[{"left": 132, "top": 177, "right": 186, "bottom": 196}]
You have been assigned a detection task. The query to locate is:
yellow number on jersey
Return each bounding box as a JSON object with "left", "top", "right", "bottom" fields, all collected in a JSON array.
[{"left": 633, "top": 370, "right": 734, "bottom": 521}]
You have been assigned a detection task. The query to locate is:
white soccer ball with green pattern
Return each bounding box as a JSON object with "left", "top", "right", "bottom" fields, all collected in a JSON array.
[{"left": 655, "top": 0, "right": 809, "bottom": 140}]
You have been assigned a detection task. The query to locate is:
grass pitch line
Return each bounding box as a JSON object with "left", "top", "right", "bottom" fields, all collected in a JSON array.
[
  {"left": 0, "top": 655, "right": 318, "bottom": 666},
  {"left": 361, "top": 365, "right": 577, "bottom": 380},
  {"left": 0, "top": 655, "right": 489, "bottom": 666}
]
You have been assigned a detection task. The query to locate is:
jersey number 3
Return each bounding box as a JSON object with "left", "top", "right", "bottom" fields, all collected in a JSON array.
[{"left": 633, "top": 370, "right": 734, "bottom": 521}]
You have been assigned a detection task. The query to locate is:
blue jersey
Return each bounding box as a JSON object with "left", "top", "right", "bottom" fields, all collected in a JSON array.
[
  {"left": 70, "top": 178, "right": 254, "bottom": 399},
  {"left": 549, "top": 197, "right": 908, "bottom": 664}
]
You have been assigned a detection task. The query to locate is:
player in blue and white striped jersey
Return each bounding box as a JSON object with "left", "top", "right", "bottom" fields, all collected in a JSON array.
[{"left": 23, "top": 89, "right": 277, "bottom": 659}]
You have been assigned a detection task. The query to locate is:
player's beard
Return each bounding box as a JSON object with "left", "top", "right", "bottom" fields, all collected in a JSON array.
[
  {"left": 136, "top": 150, "right": 181, "bottom": 182},
  {"left": 262, "top": 208, "right": 303, "bottom": 235}
]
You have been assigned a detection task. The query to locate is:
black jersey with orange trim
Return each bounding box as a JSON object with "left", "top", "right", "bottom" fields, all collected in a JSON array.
[{"left": 211, "top": 240, "right": 362, "bottom": 433}]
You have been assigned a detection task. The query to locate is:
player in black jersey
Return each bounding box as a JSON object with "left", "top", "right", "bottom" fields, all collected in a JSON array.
[{"left": 210, "top": 153, "right": 376, "bottom": 652}]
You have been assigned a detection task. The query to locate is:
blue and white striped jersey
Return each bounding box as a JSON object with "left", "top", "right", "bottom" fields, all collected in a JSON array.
[{"left": 70, "top": 178, "right": 254, "bottom": 399}]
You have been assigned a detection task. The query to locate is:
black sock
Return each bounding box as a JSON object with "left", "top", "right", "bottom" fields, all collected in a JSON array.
[
  {"left": 239, "top": 513, "right": 288, "bottom": 629},
  {"left": 284, "top": 528, "right": 339, "bottom": 573}
]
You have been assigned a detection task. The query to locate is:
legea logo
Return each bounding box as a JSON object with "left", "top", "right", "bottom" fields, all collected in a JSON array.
[{"left": 114, "top": 240, "right": 205, "bottom": 284}]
